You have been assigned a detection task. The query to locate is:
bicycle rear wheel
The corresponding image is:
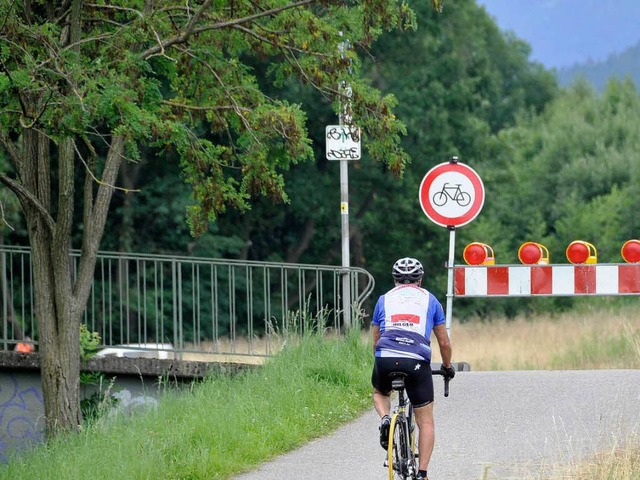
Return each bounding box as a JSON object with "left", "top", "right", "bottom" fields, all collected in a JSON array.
[{"left": 387, "top": 413, "right": 415, "bottom": 480}]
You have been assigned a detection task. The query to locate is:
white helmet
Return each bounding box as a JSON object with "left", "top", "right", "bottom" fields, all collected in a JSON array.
[{"left": 392, "top": 257, "right": 424, "bottom": 284}]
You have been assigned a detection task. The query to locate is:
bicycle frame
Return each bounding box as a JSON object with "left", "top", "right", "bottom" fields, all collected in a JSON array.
[
  {"left": 387, "top": 375, "right": 415, "bottom": 480},
  {"left": 387, "top": 370, "right": 450, "bottom": 480}
]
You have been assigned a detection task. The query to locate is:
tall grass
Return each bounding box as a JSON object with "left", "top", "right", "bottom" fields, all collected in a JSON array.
[{"left": 433, "top": 306, "right": 640, "bottom": 371}]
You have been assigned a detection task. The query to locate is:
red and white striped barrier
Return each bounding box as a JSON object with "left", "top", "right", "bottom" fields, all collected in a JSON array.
[{"left": 454, "top": 264, "right": 640, "bottom": 297}]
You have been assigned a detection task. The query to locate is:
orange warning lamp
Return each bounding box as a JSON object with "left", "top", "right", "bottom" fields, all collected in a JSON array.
[
  {"left": 621, "top": 239, "right": 640, "bottom": 263},
  {"left": 518, "top": 242, "right": 549, "bottom": 265},
  {"left": 462, "top": 242, "right": 495, "bottom": 265},
  {"left": 566, "top": 240, "right": 597, "bottom": 264}
]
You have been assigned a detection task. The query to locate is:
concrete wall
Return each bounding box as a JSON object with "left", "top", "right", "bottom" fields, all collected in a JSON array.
[{"left": 0, "top": 369, "right": 44, "bottom": 463}]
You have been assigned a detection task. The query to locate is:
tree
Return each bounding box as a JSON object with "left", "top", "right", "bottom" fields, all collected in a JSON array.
[
  {"left": 203, "top": 0, "right": 558, "bottom": 308},
  {"left": 0, "top": 0, "right": 432, "bottom": 437}
]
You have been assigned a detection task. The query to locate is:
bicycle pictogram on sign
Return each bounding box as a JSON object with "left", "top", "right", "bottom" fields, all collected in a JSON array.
[{"left": 432, "top": 183, "right": 472, "bottom": 207}]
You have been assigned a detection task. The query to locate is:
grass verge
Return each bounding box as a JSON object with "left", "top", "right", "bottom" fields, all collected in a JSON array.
[{"left": 0, "top": 330, "right": 373, "bottom": 480}]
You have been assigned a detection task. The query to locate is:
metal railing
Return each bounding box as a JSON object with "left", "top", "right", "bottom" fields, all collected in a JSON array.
[{"left": 0, "top": 246, "right": 375, "bottom": 358}]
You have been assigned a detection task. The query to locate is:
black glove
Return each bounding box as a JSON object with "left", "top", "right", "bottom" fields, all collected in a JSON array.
[{"left": 441, "top": 364, "right": 456, "bottom": 380}]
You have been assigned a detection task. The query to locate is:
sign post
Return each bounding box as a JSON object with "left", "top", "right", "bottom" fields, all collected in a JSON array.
[
  {"left": 418, "top": 156, "right": 485, "bottom": 336},
  {"left": 326, "top": 90, "right": 361, "bottom": 330}
]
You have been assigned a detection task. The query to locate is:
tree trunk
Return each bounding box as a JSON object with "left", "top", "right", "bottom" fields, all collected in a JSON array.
[
  {"left": 33, "top": 238, "right": 82, "bottom": 436},
  {"left": 10, "top": 126, "right": 126, "bottom": 437},
  {"left": 17, "top": 130, "right": 81, "bottom": 435}
]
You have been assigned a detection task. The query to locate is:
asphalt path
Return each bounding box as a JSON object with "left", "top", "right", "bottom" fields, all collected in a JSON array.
[{"left": 234, "top": 370, "right": 640, "bottom": 480}]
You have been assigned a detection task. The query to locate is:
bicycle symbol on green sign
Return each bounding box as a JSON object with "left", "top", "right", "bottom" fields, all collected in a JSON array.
[{"left": 432, "top": 183, "right": 471, "bottom": 207}]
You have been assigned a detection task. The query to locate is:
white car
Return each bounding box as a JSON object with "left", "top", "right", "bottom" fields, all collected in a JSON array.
[{"left": 94, "top": 343, "right": 176, "bottom": 360}]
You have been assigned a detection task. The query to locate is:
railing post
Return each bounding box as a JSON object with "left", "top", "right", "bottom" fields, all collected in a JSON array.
[
  {"left": 171, "top": 259, "right": 179, "bottom": 356},
  {"left": 1, "top": 251, "right": 7, "bottom": 351}
]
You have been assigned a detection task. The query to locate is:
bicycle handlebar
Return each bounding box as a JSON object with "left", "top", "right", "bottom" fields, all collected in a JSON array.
[{"left": 431, "top": 369, "right": 451, "bottom": 397}]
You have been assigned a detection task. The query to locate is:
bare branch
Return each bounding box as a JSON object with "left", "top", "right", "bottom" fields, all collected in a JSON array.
[
  {"left": 0, "top": 200, "right": 15, "bottom": 231},
  {"left": 54, "top": 1, "right": 73, "bottom": 24},
  {"left": 178, "top": 0, "right": 214, "bottom": 42},
  {"left": 1, "top": 0, "right": 18, "bottom": 31},
  {"left": 162, "top": 99, "right": 251, "bottom": 113},
  {"left": 17, "top": 88, "right": 55, "bottom": 129},
  {"left": 141, "top": 0, "right": 316, "bottom": 59},
  {"left": 72, "top": 141, "right": 140, "bottom": 194},
  {"left": 0, "top": 173, "right": 55, "bottom": 232},
  {"left": 58, "top": 32, "right": 116, "bottom": 53},
  {"left": 74, "top": 134, "right": 126, "bottom": 304},
  {"left": 0, "top": 131, "right": 21, "bottom": 165},
  {"left": 0, "top": 57, "right": 29, "bottom": 120},
  {"left": 233, "top": 23, "right": 329, "bottom": 58},
  {"left": 84, "top": 3, "right": 143, "bottom": 17}
]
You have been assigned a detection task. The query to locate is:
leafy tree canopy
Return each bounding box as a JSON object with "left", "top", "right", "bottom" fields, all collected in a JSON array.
[
  {"left": 1, "top": 0, "right": 416, "bottom": 236},
  {"left": 0, "top": 0, "right": 431, "bottom": 437}
]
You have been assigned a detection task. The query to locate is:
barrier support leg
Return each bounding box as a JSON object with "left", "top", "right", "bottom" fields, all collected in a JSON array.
[{"left": 445, "top": 226, "right": 455, "bottom": 339}]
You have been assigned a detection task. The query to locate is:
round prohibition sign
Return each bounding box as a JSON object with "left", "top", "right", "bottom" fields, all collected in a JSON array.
[{"left": 419, "top": 162, "right": 484, "bottom": 228}]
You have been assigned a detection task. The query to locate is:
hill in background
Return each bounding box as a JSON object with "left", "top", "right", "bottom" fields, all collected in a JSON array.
[
  {"left": 478, "top": 0, "right": 640, "bottom": 69},
  {"left": 557, "top": 41, "right": 640, "bottom": 92},
  {"left": 478, "top": 0, "right": 640, "bottom": 92}
]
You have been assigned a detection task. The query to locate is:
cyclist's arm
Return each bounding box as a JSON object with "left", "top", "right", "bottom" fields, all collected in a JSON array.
[
  {"left": 371, "top": 295, "right": 385, "bottom": 354},
  {"left": 372, "top": 325, "right": 381, "bottom": 354},
  {"left": 433, "top": 323, "right": 452, "bottom": 367}
]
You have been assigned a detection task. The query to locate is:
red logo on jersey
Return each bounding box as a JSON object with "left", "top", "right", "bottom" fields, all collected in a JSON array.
[{"left": 391, "top": 314, "right": 420, "bottom": 324}]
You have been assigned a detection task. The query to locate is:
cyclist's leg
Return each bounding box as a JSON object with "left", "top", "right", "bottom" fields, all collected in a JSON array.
[
  {"left": 413, "top": 403, "right": 435, "bottom": 473},
  {"left": 373, "top": 388, "right": 391, "bottom": 417},
  {"left": 372, "top": 358, "right": 394, "bottom": 449},
  {"left": 372, "top": 358, "right": 395, "bottom": 417},
  {"left": 404, "top": 360, "right": 434, "bottom": 475}
]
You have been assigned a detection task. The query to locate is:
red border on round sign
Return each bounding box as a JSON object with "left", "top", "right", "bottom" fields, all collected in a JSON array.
[{"left": 418, "top": 162, "right": 484, "bottom": 228}]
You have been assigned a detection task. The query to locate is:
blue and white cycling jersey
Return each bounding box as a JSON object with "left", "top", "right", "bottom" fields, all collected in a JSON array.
[{"left": 372, "top": 284, "right": 445, "bottom": 362}]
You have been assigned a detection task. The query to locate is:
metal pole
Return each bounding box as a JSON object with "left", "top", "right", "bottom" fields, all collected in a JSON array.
[
  {"left": 338, "top": 33, "right": 352, "bottom": 331},
  {"left": 445, "top": 226, "right": 456, "bottom": 338},
  {"left": 340, "top": 159, "right": 351, "bottom": 330}
]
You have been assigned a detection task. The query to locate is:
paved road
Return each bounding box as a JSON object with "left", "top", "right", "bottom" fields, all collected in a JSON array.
[{"left": 234, "top": 370, "right": 640, "bottom": 480}]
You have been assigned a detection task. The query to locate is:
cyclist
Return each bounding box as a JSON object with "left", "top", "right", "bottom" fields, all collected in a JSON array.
[{"left": 371, "top": 257, "right": 455, "bottom": 480}]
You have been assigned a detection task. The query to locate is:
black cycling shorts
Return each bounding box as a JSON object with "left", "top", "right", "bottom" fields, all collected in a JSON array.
[{"left": 371, "top": 357, "right": 434, "bottom": 408}]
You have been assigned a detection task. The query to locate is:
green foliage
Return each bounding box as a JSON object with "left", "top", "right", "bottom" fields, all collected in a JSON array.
[
  {"left": 78, "top": 325, "right": 118, "bottom": 424},
  {"left": 12, "top": 0, "right": 640, "bottom": 327},
  {"left": 558, "top": 41, "right": 640, "bottom": 92},
  {"left": 163, "top": 0, "right": 560, "bottom": 318},
  {"left": 80, "top": 376, "right": 119, "bottom": 425},
  {"left": 457, "top": 77, "right": 640, "bottom": 317},
  {"left": 79, "top": 324, "right": 101, "bottom": 361},
  {"left": 1, "top": 0, "right": 420, "bottom": 239},
  {"left": 470, "top": 78, "right": 640, "bottom": 265},
  {"left": 350, "top": 0, "right": 558, "bottom": 304}
]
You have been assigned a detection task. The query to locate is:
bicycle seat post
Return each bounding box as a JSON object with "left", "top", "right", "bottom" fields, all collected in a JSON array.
[{"left": 390, "top": 374, "right": 407, "bottom": 409}]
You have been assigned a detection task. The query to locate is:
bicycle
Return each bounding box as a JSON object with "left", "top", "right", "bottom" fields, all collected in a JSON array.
[
  {"left": 386, "top": 369, "right": 450, "bottom": 480},
  {"left": 431, "top": 183, "right": 471, "bottom": 207}
]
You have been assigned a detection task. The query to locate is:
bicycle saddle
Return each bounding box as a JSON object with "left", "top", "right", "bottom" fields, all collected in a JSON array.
[{"left": 388, "top": 371, "right": 407, "bottom": 390}]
